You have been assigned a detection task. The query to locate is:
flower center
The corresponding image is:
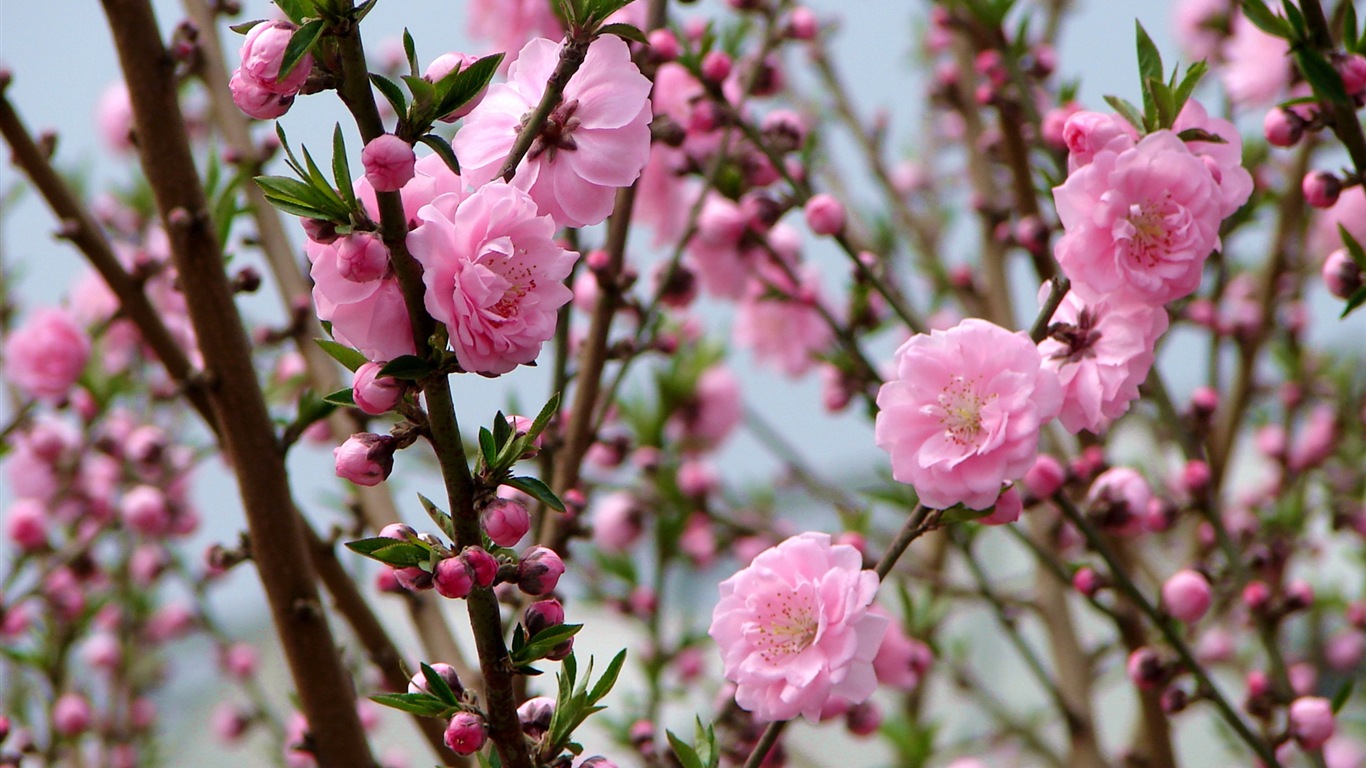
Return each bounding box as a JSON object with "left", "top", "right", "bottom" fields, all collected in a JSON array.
[
  {"left": 937, "top": 376, "right": 991, "bottom": 446},
  {"left": 1119, "top": 195, "right": 1177, "bottom": 267},
  {"left": 752, "top": 588, "right": 819, "bottom": 662},
  {"left": 526, "top": 98, "right": 582, "bottom": 162},
  {"left": 478, "top": 237, "right": 537, "bottom": 320},
  {"left": 1048, "top": 307, "right": 1103, "bottom": 363}
]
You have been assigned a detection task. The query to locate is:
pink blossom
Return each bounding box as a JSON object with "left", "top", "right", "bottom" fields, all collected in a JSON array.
[
  {"left": 1037, "top": 289, "right": 1168, "bottom": 434},
  {"left": 1323, "top": 248, "right": 1365, "bottom": 299},
  {"left": 308, "top": 241, "right": 415, "bottom": 363},
  {"left": 407, "top": 183, "right": 578, "bottom": 375},
  {"left": 229, "top": 71, "right": 295, "bottom": 120},
  {"left": 870, "top": 606, "right": 932, "bottom": 691},
  {"left": 590, "top": 491, "right": 643, "bottom": 553},
  {"left": 466, "top": 0, "right": 561, "bottom": 66},
  {"left": 1053, "top": 131, "right": 1223, "bottom": 305},
  {"left": 1290, "top": 697, "right": 1336, "bottom": 751},
  {"left": 52, "top": 693, "right": 92, "bottom": 736},
  {"left": 361, "top": 135, "right": 417, "bottom": 193},
  {"left": 734, "top": 264, "right": 834, "bottom": 377},
  {"left": 1062, "top": 111, "right": 1137, "bottom": 172},
  {"left": 482, "top": 498, "right": 531, "bottom": 547},
  {"left": 1221, "top": 13, "right": 1292, "bottom": 107},
  {"left": 709, "top": 532, "right": 888, "bottom": 723},
  {"left": 5, "top": 499, "right": 47, "bottom": 552},
  {"left": 4, "top": 308, "right": 91, "bottom": 403},
  {"left": 333, "top": 433, "right": 396, "bottom": 487},
  {"left": 455, "top": 36, "right": 653, "bottom": 228},
  {"left": 1174, "top": 0, "right": 1228, "bottom": 61},
  {"left": 874, "top": 319, "right": 1062, "bottom": 510},
  {"left": 1289, "top": 404, "right": 1337, "bottom": 471},
  {"left": 1311, "top": 185, "right": 1366, "bottom": 258},
  {"left": 335, "top": 233, "right": 390, "bottom": 283},
  {"left": 666, "top": 366, "right": 743, "bottom": 450},
  {"left": 96, "top": 82, "right": 134, "bottom": 153},
  {"left": 1173, "top": 100, "right": 1254, "bottom": 219}
]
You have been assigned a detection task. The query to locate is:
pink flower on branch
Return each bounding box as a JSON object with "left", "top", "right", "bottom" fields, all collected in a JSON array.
[
  {"left": 455, "top": 35, "right": 653, "bottom": 228},
  {"left": 709, "top": 532, "right": 888, "bottom": 723},
  {"left": 875, "top": 319, "right": 1062, "bottom": 510}
]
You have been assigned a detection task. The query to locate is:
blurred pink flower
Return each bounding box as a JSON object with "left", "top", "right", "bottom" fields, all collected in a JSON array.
[
  {"left": 407, "top": 183, "right": 577, "bottom": 374},
  {"left": 666, "top": 366, "right": 743, "bottom": 450},
  {"left": 1173, "top": 100, "right": 1254, "bottom": 218},
  {"left": 467, "top": 0, "right": 561, "bottom": 64},
  {"left": 1054, "top": 131, "right": 1223, "bottom": 305},
  {"left": 1221, "top": 13, "right": 1292, "bottom": 107},
  {"left": 1038, "top": 289, "right": 1168, "bottom": 434},
  {"left": 456, "top": 36, "right": 652, "bottom": 228},
  {"left": 95, "top": 82, "right": 134, "bottom": 153},
  {"left": 734, "top": 264, "right": 834, "bottom": 377},
  {"left": 875, "top": 319, "right": 1061, "bottom": 510},
  {"left": 709, "top": 532, "right": 888, "bottom": 722},
  {"left": 4, "top": 308, "right": 90, "bottom": 404}
]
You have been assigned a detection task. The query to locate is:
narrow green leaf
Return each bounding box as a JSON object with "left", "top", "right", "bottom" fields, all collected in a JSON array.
[
  {"left": 1338, "top": 224, "right": 1366, "bottom": 271},
  {"left": 369, "top": 73, "right": 409, "bottom": 117},
  {"left": 478, "top": 427, "right": 498, "bottom": 468},
  {"left": 229, "top": 19, "right": 265, "bottom": 34},
  {"left": 344, "top": 537, "right": 431, "bottom": 568},
  {"left": 1279, "top": 0, "right": 1306, "bottom": 36},
  {"left": 256, "top": 193, "right": 333, "bottom": 220},
  {"left": 378, "top": 355, "right": 435, "bottom": 380},
  {"left": 528, "top": 392, "right": 560, "bottom": 441},
  {"left": 1176, "top": 127, "right": 1228, "bottom": 144},
  {"left": 416, "top": 133, "right": 460, "bottom": 176},
  {"left": 1332, "top": 679, "right": 1355, "bottom": 713},
  {"left": 1346, "top": 2, "right": 1362, "bottom": 53},
  {"left": 321, "top": 388, "right": 355, "bottom": 406},
  {"left": 274, "top": 123, "right": 308, "bottom": 179},
  {"left": 1103, "top": 95, "right": 1146, "bottom": 132},
  {"left": 273, "top": 0, "right": 314, "bottom": 24},
  {"left": 1135, "top": 21, "right": 1164, "bottom": 100},
  {"left": 369, "top": 692, "right": 451, "bottom": 717},
  {"left": 1295, "top": 48, "right": 1352, "bottom": 106},
  {"left": 331, "top": 124, "right": 358, "bottom": 209},
  {"left": 1341, "top": 284, "right": 1366, "bottom": 318},
  {"left": 1240, "top": 0, "right": 1290, "bottom": 38},
  {"left": 1172, "top": 60, "right": 1209, "bottom": 115},
  {"left": 505, "top": 476, "right": 565, "bottom": 512},
  {"left": 402, "top": 74, "right": 438, "bottom": 109},
  {"left": 420, "top": 662, "right": 459, "bottom": 705},
  {"left": 667, "top": 731, "right": 705, "bottom": 768},
  {"left": 300, "top": 145, "right": 346, "bottom": 209},
  {"left": 598, "top": 22, "right": 649, "bottom": 44},
  {"left": 433, "top": 53, "right": 503, "bottom": 119},
  {"left": 402, "top": 28, "right": 419, "bottom": 78},
  {"left": 588, "top": 649, "right": 626, "bottom": 704},
  {"left": 314, "top": 338, "right": 368, "bottom": 371},
  {"left": 492, "top": 410, "right": 513, "bottom": 447},
  {"left": 281, "top": 18, "right": 325, "bottom": 80},
  {"left": 418, "top": 493, "right": 457, "bottom": 542}
]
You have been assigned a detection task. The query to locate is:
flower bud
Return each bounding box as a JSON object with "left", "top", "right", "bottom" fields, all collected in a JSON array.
[
  {"left": 121, "top": 485, "right": 171, "bottom": 536},
  {"left": 335, "top": 233, "right": 390, "bottom": 283},
  {"left": 701, "top": 51, "right": 732, "bottom": 83},
  {"left": 1126, "top": 648, "right": 1165, "bottom": 690},
  {"left": 517, "top": 546, "right": 565, "bottom": 596},
  {"left": 239, "top": 21, "right": 311, "bottom": 95},
  {"left": 53, "top": 693, "right": 92, "bottom": 736},
  {"left": 1303, "top": 171, "right": 1343, "bottom": 208},
  {"left": 221, "top": 643, "right": 259, "bottom": 680},
  {"left": 1323, "top": 248, "right": 1364, "bottom": 300},
  {"left": 361, "top": 135, "right": 416, "bottom": 193},
  {"left": 1161, "top": 569, "right": 1212, "bottom": 623},
  {"left": 1024, "top": 454, "right": 1065, "bottom": 499},
  {"left": 6, "top": 499, "right": 48, "bottom": 552},
  {"left": 434, "top": 556, "right": 475, "bottom": 599},
  {"left": 518, "top": 697, "right": 555, "bottom": 739},
  {"left": 1181, "top": 459, "right": 1211, "bottom": 495},
  {"left": 804, "top": 194, "right": 846, "bottom": 236},
  {"left": 444, "top": 712, "right": 488, "bottom": 756},
  {"left": 481, "top": 498, "right": 531, "bottom": 548},
  {"left": 788, "top": 7, "right": 819, "bottom": 40},
  {"left": 394, "top": 566, "right": 433, "bottom": 592},
  {"left": 979, "top": 486, "right": 1022, "bottom": 526},
  {"left": 1242, "top": 580, "right": 1272, "bottom": 613},
  {"left": 352, "top": 361, "right": 405, "bottom": 415},
  {"left": 580, "top": 758, "right": 620, "bottom": 768},
  {"left": 462, "top": 546, "right": 497, "bottom": 587},
  {"left": 1284, "top": 579, "right": 1315, "bottom": 612},
  {"left": 1289, "top": 696, "right": 1335, "bottom": 751},
  {"left": 525, "top": 599, "right": 574, "bottom": 660},
  {"left": 845, "top": 701, "right": 882, "bottom": 736},
  {"left": 424, "top": 52, "right": 488, "bottom": 120},
  {"left": 408, "top": 662, "right": 464, "bottom": 699},
  {"left": 1263, "top": 108, "right": 1305, "bottom": 148},
  {"left": 647, "top": 29, "right": 679, "bottom": 60},
  {"left": 1072, "top": 566, "right": 1103, "bottom": 598},
  {"left": 333, "top": 433, "right": 396, "bottom": 487}
]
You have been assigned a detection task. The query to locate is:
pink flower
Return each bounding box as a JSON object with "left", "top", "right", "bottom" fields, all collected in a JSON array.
[
  {"left": 444, "top": 712, "right": 489, "bottom": 756},
  {"left": 870, "top": 606, "right": 932, "bottom": 691},
  {"left": 666, "top": 366, "right": 743, "bottom": 450},
  {"left": 4, "top": 308, "right": 90, "bottom": 403},
  {"left": 5, "top": 499, "right": 47, "bottom": 552},
  {"left": 1173, "top": 100, "right": 1254, "bottom": 219},
  {"left": 590, "top": 491, "right": 643, "bottom": 553},
  {"left": 1174, "top": 0, "right": 1228, "bottom": 61},
  {"left": 361, "top": 135, "right": 417, "bottom": 193},
  {"left": 708, "top": 532, "right": 889, "bottom": 723},
  {"left": 407, "top": 183, "right": 578, "bottom": 375},
  {"left": 96, "top": 82, "right": 134, "bottom": 153},
  {"left": 874, "top": 319, "right": 1062, "bottom": 510},
  {"left": 1062, "top": 111, "right": 1137, "bottom": 172},
  {"left": 1037, "top": 289, "right": 1168, "bottom": 434},
  {"left": 309, "top": 240, "right": 415, "bottom": 362},
  {"left": 1053, "top": 131, "right": 1223, "bottom": 305},
  {"left": 734, "top": 264, "right": 834, "bottom": 377},
  {"left": 238, "top": 21, "right": 312, "bottom": 95},
  {"left": 467, "top": 0, "right": 561, "bottom": 66},
  {"left": 52, "top": 693, "right": 92, "bottom": 736},
  {"left": 482, "top": 498, "right": 531, "bottom": 547},
  {"left": 454, "top": 36, "right": 653, "bottom": 228},
  {"left": 1311, "top": 185, "right": 1366, "bottom": 258},
  {"left": 1221, "top": 13, "right": 1292, "bottom": 107}
]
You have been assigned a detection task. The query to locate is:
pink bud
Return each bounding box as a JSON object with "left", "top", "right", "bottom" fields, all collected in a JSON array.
[
  {"left": 1190, "top": 386, "right": 1219, "bottom": 416},
  {"left": 333, "top": 433, "right": 396, "bottom": 487},
  {"left": 1326, "top": 630, "right": 1366, "bottom": 670},
  {"left": 394, "top": 566, "right": 433, "bottom": 592},
  {"left": 444, "top": 712, "right": 488, "bottom": 756},
  {"left": 482, "top": 498, "right": 531, "bottom": 548},
  {"left": 5, "top": 499, "right": 47, "bottom": 552},
  {"left": 1337, "top": 53, "right": 1366, "bottom": 98},
  {"left": 352, "top": 361, "right": 405, "bottom": 415},
  {"left": 677, "top": 458, "right": 717, "bottom": 497},
  {"left": 52, "top": 693, "right": 92, "bottom": 736},
  {"left": 1323, "top": 248, "right": 1364, "bottom": 300},
  {"left": 84, "top": 632, "right": 121, "bottom": 670},
  {"left": 1285, "top": 579, "right": 1315, "bottom": 611},
  {"left": 212, "top": 703, "right": 251, "bottom": 743},
  {"left": 239, "top": 21, "right": 312, "bottom": 95},
  {"left": 1072, "top": 566, "right": 1103, "bottom": 598},
  {"left": 1243, "top": 580, "right": 1272, "bottom": 613},
  {"left": 804, "top": 194, "right": 846, "bottom": 236},
  {"left": 462, "top": 547, "right": 497, "bottom": 587},
  {"left": 979, "top": 486, "right": 1022, "bottom": 525},
  {"left": 1126, "top": 648, "right": 1164, "bottom": 690},
  {"left": 1024, "top": 454, "right": 1066, "bottom": 499},
  {"left": 1263, "top": 108, "right": 1305, "bottom": 148},
  {"left": 1303, "top": 171, "right": 1343, "bottom": 208},
  {"left": 788, "top": 6, "right": 819, "bottom": 40},
  {"left": 434, "top": 557, "right": 475, "bottom": 599},
  {"left": 679, "top": 514, "right": 717, "bottom": 567},
  {"left": 130, "top": 697, "right": 156, "bottom": 730},
  {"left": 335, "top": 233, "right": 390, "bottom": 283},
  {"left": 845, "top": 701, "right": 882, "bottom": 737},
  {"left": 229, "top": 70, "right": 295, "bottom": 120},
  {"left": 647, "top": 29, "right": 679, "bottom": 60},
  {"left": 222, "top": 643, "right": 259, "bottom": 680},
  {"left": 518, "top": 698, "right": 555, "bottom": 739},
  {"left": 517, "top": 546, "right": 565, "bottom": 596},
  {"left": 361, "top": 135, "right": 416, "bottom": 193},
  {"left": 1181, "top": 460, "right": 1211, "bottom": 495},
  {"left": 424, "top": 52, "right": 487, "bottom": 120},
  {"left": 701, "top": 51, "right": 732, "bottom": 83},
  {"left": 1161, "top": 569, "right": 1212, "bottom": 623},
  {"left": 121, "top": 485, "right": 171, "bottom": 536},
  {"left": 1289, "top": 696, "right": 1335, "bottom": 751},
  {"left": 408, "top": 662, "right": 464, "bottom": 698}
]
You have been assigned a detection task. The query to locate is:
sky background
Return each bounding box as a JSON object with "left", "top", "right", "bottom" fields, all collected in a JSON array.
[{"left": 6, "top": 1, "right": 1352, "bottom": 767}]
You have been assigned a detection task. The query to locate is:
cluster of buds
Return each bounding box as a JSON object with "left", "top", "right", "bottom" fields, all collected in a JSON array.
[{"left": 230, "top": 21, "right": 313, "bottom": 119}]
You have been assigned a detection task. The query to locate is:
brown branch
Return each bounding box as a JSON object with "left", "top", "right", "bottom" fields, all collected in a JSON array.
[{"left": 97, "top": 2, "right": 373, "bottom": 765}]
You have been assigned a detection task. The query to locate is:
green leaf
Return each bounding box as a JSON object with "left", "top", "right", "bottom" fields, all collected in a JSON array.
[
  {"left": 370, "top": 73, "right": 409, "bottom": 118},
  {"left": 1279, "top": 0, "right": 1306, "bottom": 36},
  {"left": 378, "top": 355, "right": 434, "bottom": 380},
  {"left": 492, "top": 410, "right": 513, "bottom": 447},
  {"left": 1338, "top": 224, "right": 1366, "bottom": 271},
  {"left": 416, "top": 133, "right": 460, "bottom": 176},
  {"left": 1295, "top": 47, "right": 1352, "bottom": 106},
  {"left": 432, "top": 54, "right": 503, "bottom": 120},
  {"left": 369, "top": 692, "right": 452, "bottom": 717},
  {"left": 1176, "top": 127, "right": 1228, "bottom": 144},
  {"left": 402, "top": 28, "right": 420, "bottom": 78},
  {"left": 1240, "top": 0, "right": 1290, "bottom": 38},
  {"left": 1135, "top": 21, "right": 1164, "bottom": 121},
  {"left": 345, "top": 537, "right": 430, "bottom": 568},
  {"left": 402, "top": 74, "right": 438, "bottom": 110},
  {"left": 273, "top": 0, "right": 315, "bottom": 24},
  {"left": 513, "top": 624, "right": 584, "bottom": 664},
  {"left": 1341, "top": 284, "right": 1366, "bottom": 318},
  {"left": 478, "top": 427, "right": 498, "bottom": 468},
  {"left": 598, "top": 22, "right": 648, "bottom": 44},
  {"left": 420, "top": 662, "right": 459, "bottom": 705},
  {"left": 1103, "top": 95, "right": 1145, "bottom": 132},
  {"left": 418, "top": 493, "right": 458, "bottom": 542},
  {"left": 281, "top": 18, "right": 325, "bottom": 80},
  {"left": 254, "top": 175, "right": 349, "bottom": 221},
  {"left": 229, "top": 19, "right": 265, "bottom": 34},
  {"left": 1332, "top": 678, "right": 1355, "bottom": 713},
  {"left": 314, "top": 338, "right": 368, "bottom": 371},
  {"left": 587, "top": 649, "right": 626, "bottom": 704},
  {"left": 667, "top": 731, "right": 705, "bottom": 768},
  {"left": 528, "top": 392, "right": 560, "bottom": 441},
  {"left": 275, "top": 123, "right": 309, "bottom": 179},
  {"left": 322, "top": 388, "right": 355, "bottom": 406},
  {"left": 505, "top": 476, "right": 565, "bottom": 512},
  {"left": 1172, "top": 60, "right": 1209, "bottom": 116},
  {"left": 331, "top": 124, "right": 358, "bottom": 209},
  {"left": 1347, "top": 2, "right": 1363, "bottom": 53}
]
